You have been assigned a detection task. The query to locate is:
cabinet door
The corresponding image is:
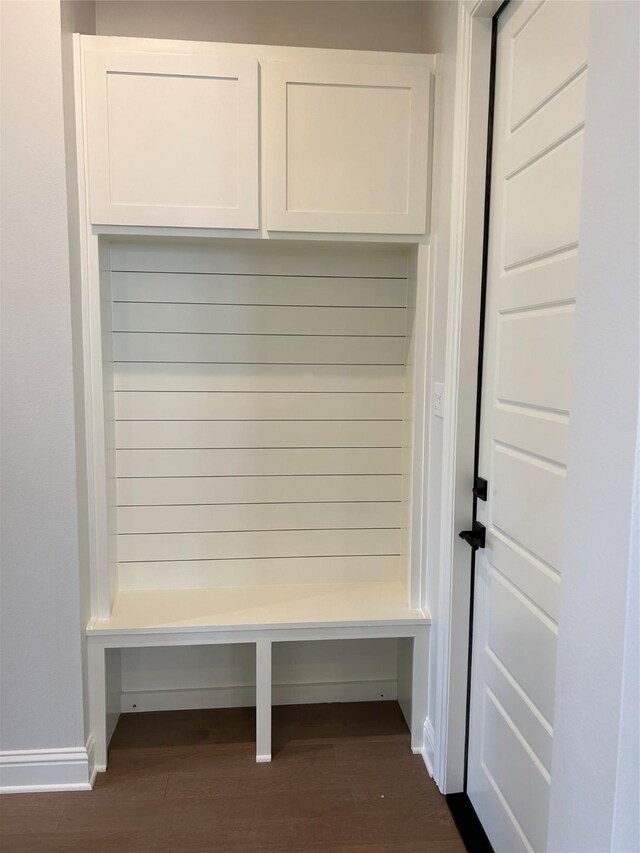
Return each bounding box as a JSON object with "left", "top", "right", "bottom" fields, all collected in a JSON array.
[
  {"left": 265, "top": 61, "right": 431, "bottom": 234},
  {"left": 83, "top": 50, "right": 259, "bottom": 228}
]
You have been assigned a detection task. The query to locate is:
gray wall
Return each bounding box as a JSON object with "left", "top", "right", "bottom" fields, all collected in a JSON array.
[
  {"left": 0, "top": 0, "right": 94, "bottom": 752},
  {"left": 95, "top": 0, "right": 427, "bottom": 52}
]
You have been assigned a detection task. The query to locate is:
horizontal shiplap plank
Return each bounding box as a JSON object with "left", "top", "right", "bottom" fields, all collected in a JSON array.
[
  {"left": 115, "top": 391, "right": 403, "bottom": 421},
  {"left": 114, "top": 303, "right": 406, "bottom": 337},
  {"left": 117, "top": 528, "right": 401, "bottom": 562},
  {"left": 112, "top": 272, "right": 408, "bottom": 308},
  {"left": 108, "top": 240, "right": 409, "bottom": 279},
  {"left": 113, "top": 333, "right": 405, "bottom": 364},
  {"left": 113, "top": 362, "right": 404, "bottom": 393},
  {"left": 116, "top": 448, "right": 402, "bottom": 477},
  {"left": 115, "top": 420, "right": 402, "bottom": 449},
  {"left": 117, "top": 502, "right": 401, "bottom": 534},
  {"left": 117, "top": 475, "right": 402, "bottom": 506},
  {"left": 118, "top": 555, "right": 401, "bottom": 589}
]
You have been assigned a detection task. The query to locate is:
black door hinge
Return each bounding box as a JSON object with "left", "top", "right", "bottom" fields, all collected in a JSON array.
[{"left": 459, "top": 521, "right": 486, "bottom": 551}]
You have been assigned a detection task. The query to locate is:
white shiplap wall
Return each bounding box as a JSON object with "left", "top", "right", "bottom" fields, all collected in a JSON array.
[{"left": 107, "top": 239, "right": 410, "bottom": 590}]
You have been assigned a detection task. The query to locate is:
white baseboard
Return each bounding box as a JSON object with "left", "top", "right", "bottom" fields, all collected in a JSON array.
[
  {"left": 0, "top": 736, "right": 94, "bottom": 793},
  {"left": 120, "top": 679, "right": 398, "bottom": 713},
  {"left": 422, "top": 716, "right": 435, "bottom": 778}
]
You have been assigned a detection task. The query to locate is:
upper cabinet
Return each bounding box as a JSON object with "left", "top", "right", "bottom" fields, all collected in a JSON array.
[
  {"left": 83, "top": 50, "right": 260, "bottom": 228},
  {"left": 265, "top": 61, "right": 431, "bottom": 234},
  {"left": 79, "top": 38, "right": 433, "bottom": 235}
]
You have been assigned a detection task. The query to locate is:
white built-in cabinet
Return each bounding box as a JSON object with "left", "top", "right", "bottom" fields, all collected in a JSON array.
[
  {"left": 84, "top": 51, "right": 260, "bottom": 228},
  {"left": 265, "top": 62, "right": 431, "bottom": 233},
  {"left": 76, "top": 35, "right": 434, "bottom": 776},
  {"left": 82, "top": 39, "right": 432, "bottom": 234}
]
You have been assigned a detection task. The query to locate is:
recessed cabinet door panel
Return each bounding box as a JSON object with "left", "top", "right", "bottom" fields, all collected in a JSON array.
[
  {"left": 266, "top": 62, "right": 431, "bottom": 234},
  {"left": 83, "top": 51, "right": 259, "bottom": 228}
]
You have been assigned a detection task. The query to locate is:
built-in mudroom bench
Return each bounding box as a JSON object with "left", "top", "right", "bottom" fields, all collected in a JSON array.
[{"left": 74, "top": 34, "right": 435, "bottom": 774}]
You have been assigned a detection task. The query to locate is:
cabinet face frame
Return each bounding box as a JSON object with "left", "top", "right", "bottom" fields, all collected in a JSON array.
[
  {"left": 83, "top": 50, "right": 260, "bottom": 228},
  {"left": 265, "top": 61, "right": 432, "bottom": 234}
]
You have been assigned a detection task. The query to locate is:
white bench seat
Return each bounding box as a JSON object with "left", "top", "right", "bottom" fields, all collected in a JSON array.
[
  {"left": 85, "top": 582, "right": 430, "bottom": 774},
  {"left": 87, "top": 581, "right": 428, "bottom": 636}
]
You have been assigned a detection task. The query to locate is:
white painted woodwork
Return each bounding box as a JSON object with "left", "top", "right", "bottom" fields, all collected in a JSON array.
[
  {"left": 118, "top": 638, "right": 400, "bottom": 712},
  {"left": 429, "top": 1, "right": 495, "bottom": 794},
  {"left": 266, "top": 61, "right": 431, "bottom": 234},
  {"left": 509, "top": 0, "right": 589, "bottom": 130},
  {"left": 467, "top": 3, "right": 589, "bottom": 850},
  {"left": 114, "top": 394, "right": 403, "bottom": 422},
  {"left": 111, "top": 272, "right": 409, "bottom": 308},
  {"left": 82, "top": 234, "right": 431, "bottom": 770},
  {"left": 118, "top": 529, "right": 401, "bottom": 563},
  {"left": 106, "top": 240, "right": 409, "bottom": 590},
  {"left": 83, "top": 50, "right": 259, "bottom": 227},
  {"left": 117, "top": 502, "right": 401, "bottom": 534},
  {"left": 117, "top": 475, "right": 402, "bottom": 506},
  {"left": 115, "top": 420, "right": 401, "bottom": 449},
  {"left": 255, "top": 641, "right": 272, "bottom": 762},
  {"left": 88, "top": 581, "right": 425, "bottom": 634},
  {"left": 87, "top": 643, "right": 107, "bottom": 770},
  {"left": 86, "top": 616, "right": 429, "bottom": 764},
  {"left": 113, "top": 332, "right": 406, "bottom": 365},
  {"left": 108, "top": 238, "right": 410, "bottom": 277},
  {"left": 80, "top": 36, "right": 435, "bottom": 236},
  {"left": 119, "top": 557, "right": 401, "bottom": 591},
  {"left": 74, "top": 34, "right": 434, "bottom": 772},
  {"left": 113, "top": 303, "right": 407, "bottom": 336}
]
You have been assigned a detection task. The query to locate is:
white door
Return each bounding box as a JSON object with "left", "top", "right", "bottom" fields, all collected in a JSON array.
[{"left": 467, "top": 2, "right": 590, "bottom": 850}]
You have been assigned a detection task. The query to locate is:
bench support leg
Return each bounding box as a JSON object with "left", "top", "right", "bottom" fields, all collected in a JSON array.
[
  {"left": 256, "top": 640, "right": 272, "bottom": 763},
  {"left": 411, "top": 631, "right": 429, "bottom": 754},
  {"left": 87, "top": 642, "right": 107, "bottom": 772}
]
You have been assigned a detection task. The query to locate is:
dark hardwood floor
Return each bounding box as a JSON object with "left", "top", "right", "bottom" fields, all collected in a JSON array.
[{"left": 0, "top": 702, "right": 465, "bottom": 852}]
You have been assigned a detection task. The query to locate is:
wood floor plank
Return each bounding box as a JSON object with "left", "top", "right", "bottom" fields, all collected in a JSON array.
[
  {"left": 165, "top": 763, "right": 338, "bottom": 799},
  {"left": 57, "top": 790, "right": 355, "bottom": 834},
  {"left": 0, "top": 795, "right": 64, "bottom": 834},
  {"left": 333, "top": 738, "right": 413, "bottom": 764},
  {"left": 0, "top": 703, "right": 464, "bottom": 853},
  {"left": 0, "top": 830, "right": 261, "bottom": 853},
  {"left": 341, "top": 844, "right": 467, "bottom": 853}
]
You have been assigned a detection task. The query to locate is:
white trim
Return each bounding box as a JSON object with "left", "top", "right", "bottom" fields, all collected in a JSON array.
[
  {"left": 86, "top": 735, "right": 98, "bottom": 788},
  {"left": 0, "top": 737, "right": 94, "bottom": 793},
  {"left": 82, "top": 34, "right": 435, "bottom": 68},
  {"left": 119, "top": 679, "right": 400, "bottom": 713},
  {"left": 463, "top": 0, "right": 505, "bottom": 16},
  {"left": 422, "top": 717, "right": 436, "bottom": 778},
  {"left": 73, "top": 34, "right": 112, "bottom": 619},
  {"left": 433, "top": 1, "right": 494, "bottom": 794}
]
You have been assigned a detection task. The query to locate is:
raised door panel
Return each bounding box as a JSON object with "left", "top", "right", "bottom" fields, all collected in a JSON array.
[
  {"left": 266, "top": 61, "right": 431, "bottom": 234},
  {"left": 83, "top": 50, "right": 259, "bottom": 228}
]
